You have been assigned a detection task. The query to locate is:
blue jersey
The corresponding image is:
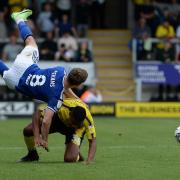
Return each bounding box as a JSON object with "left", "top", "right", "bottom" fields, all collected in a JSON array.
[{"left": 16, "top": 64, "right": 66, "bottom": 112}]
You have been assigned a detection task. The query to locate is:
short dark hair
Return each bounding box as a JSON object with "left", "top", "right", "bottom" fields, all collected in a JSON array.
[
  {"left": 71, "top": 106, "right": 86, "bottom": 127},
  {"left": 67, "top": 68, "right": 88, "bottom": 86}
]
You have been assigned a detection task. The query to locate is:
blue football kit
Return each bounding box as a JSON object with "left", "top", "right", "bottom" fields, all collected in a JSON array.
[
  {"left": 0, "top": 12, "right": 66, "bottom": 112},
  {"left": 16, "top": 64, "right": 66, "bottom": 112}
]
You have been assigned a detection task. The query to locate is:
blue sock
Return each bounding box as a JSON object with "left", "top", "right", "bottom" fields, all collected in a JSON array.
[
  {"left": 18, "top": 21, "right": 33, "bottom": 41},
  {"left": 0, "top": 60, "right": 9, "bottom": 76}
]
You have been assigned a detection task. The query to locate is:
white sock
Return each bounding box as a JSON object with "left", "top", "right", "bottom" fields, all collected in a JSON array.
[{"left": 16, "top": 18, "right": 24, "bottom": 25}]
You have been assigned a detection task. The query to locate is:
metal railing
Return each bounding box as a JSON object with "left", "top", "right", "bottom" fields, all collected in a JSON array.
[{"left": 132, "top": 37, "right": 180, "bottom": 101}]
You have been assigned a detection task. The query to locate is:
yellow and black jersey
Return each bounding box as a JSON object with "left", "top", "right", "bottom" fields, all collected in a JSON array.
[
  {"left": 58, "top": 98, "right": 96, "bottom": 140},
  {"left": 39, "top": 98, "right": 96, "bottom": 141}
]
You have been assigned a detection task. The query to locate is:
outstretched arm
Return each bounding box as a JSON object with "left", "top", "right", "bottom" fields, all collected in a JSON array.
[
  {"left": 86, "top": 137, "right": 96, "bottom": 164},
  {"left": 32, "top": 110, "right": 42, "bottom": 146},
  {"left": 40, "top": 108, "right": 54, "bottom": 150}
]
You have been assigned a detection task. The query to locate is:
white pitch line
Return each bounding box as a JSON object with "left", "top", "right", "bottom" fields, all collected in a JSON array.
[
  {"left": 0, "top": 147, "right": 24, "bottom": 150},
  {"left": 103, "top": 145, "right": 180, "bottom": 149},
  {"left": 0, "top": 146, "right": 64, "bottom": 150},
  {"left": 0, "top": 145, "right": 179, "bottom": 150}
]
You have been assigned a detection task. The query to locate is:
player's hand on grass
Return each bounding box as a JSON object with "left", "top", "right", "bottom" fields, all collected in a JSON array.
[
  {"left": 34, "top": 136, "right": 43, "bottom": 147},
  {"left": 40, "top": 140, "right": 49, "bottom": 152},
  {"left": 83, "top": 160, "right": 94, "bottom": 165},
  {"left": 35, "top": 137, "right": 49, "bottom": 152}
]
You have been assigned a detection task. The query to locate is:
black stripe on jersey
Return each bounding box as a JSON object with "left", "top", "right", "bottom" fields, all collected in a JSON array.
[
  {"left": 80, "top": 131, "right": 86, "bottom": 147},
  {"left": 61, "top": 103, "right": 73, "bottom": 110},
  {"left": 85, "top": 117, "right": 92, "bottom": 126},
  {"left": 91, "top": 133, "right": 94, "bottom": 139}
]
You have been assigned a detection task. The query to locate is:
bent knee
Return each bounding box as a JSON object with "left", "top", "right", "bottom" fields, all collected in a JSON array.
[
  {"left": 64, "top": 155, "right": 79, "bottom": 163},
  {"left": 25, "top": 36, "right": 37, "bottom": 48},
  {"left": 23, "top": 126, "right": 33, "bottom": 137}
]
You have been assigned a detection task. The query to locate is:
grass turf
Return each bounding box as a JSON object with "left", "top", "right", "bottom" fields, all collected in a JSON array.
[{"left": 0, "top": 117, "right": 180, "bottom": 180}]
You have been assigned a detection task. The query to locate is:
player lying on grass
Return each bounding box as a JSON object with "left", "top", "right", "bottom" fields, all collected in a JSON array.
[
  {"left": 20, "top": 98, "right": 96, "bottom": 164},
  {"left": 0, "top": 9, "right": 88, "bottom": 150}
]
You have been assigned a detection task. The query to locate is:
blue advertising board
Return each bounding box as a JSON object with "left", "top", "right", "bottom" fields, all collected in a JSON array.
[{"left": 136, "top": 63, "right": 180, "bottom": 85}]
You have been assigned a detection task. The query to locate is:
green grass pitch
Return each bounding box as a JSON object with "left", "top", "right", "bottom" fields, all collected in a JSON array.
[{"left": 0, "top": 117, "right": 180, "bottom": 180}]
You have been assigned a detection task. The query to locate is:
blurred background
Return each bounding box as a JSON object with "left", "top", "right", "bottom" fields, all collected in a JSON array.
[{"left": 1, "top": 0, "right": 180, "bottom": 117}]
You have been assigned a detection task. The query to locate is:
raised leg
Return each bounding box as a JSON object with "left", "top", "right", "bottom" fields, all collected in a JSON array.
[{"left": 11, "top": 9, "right": 37, "bottom": 48}]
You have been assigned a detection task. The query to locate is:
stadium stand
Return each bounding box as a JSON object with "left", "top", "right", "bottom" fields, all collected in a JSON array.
[
  {"left": 1, "top": 0, "right": 180, "bottom": 103},
  {"left": 88, "top": 29, "right": 135, "bottom": 102},
  {"left": 132, "top": 0, "right": 180, "bottom": 102}
]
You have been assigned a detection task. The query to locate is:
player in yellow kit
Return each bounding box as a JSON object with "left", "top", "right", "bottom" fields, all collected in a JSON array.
[{"left": 19, "top": 98, "right": 96, "bottom": 164}]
